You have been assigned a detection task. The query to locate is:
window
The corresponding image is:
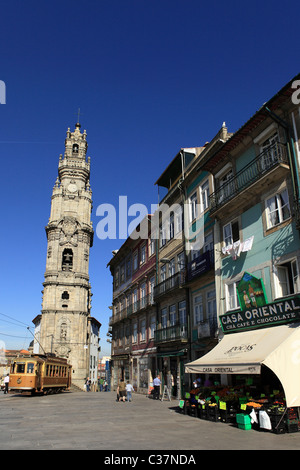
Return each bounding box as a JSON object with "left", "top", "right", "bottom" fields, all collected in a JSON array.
[
  {"left": 27, "top": 363, "right": 34, "bottom": 374},
  {"left": 200, "top": 180, "right": 209, "bottom": 212},
  {"left": 203, "top": 232, "right": 213, "bottom": 253},
  {"left": 218, "top": 168, "right": 234, "bottom": 203},
  {"left": 62, "top": 291, "right": 69, "bottom": 300},
  {"left": 133, "top": 252, "right": 138, "bottom": 271},
  {"left": 193, "top": 294, "right": 203, "bottom": 325},
  {"left": 275, "top": 260, "right": 300, "bottom": 298},
  {"left": 160, "top": 264, "right": 166, "bottom": 283},
  {"left": 169, "top": 213, "right": 174, "bottom": 239},
  {"left": 72, "top": 143, "right": 79, "bottom": 154},
  {"left": 189, "top": 192, "right": 198, "bottom": 221},
  {"left": 140, "top": 319, "right": 146, "bottom": 342},
  {"left": 140, "top": 245, "right": 146, "bottom": 265},
  {"left": 260, "top": 132, "right": 279, "bottom": 169},
  {"left": 179, "top": 300, "right": 186, "bottom": 324},
  {"left": 149, "top": 238, "right": 155, "bottom": 257},
  {"left": 133, "top": 289, "right": 138, "bottom": 312},
  {"left": 132, "top": 323, "right": 137, "bottom": 343},
  {"left": 16, "top": 363, "right": 25, "bottom": 373},
  {"left": 207, "top": 290, "right": 216, "bottom": 319},
  {"left": 149, "top": 276, "right": 155, "bottom": 304},
  {"left": 160, "top": 223, "right": 167, "bottom": 247},
  {"left": 223, "top": 220, "right": 239, "bottom": 246},
  {"left": 150, "top": 315, "right": 156, "bottom": 339},
  {"left": 169, "top": 304, "right": 176, "bottom": 326},
  {"left": 126, "top": 258, "right": 131, "bottom": 278},
  {"left": 161, "top": 308, "right": 167, "bottom": 329},
  {"left": 266, "top": 189, "right": 290, "bottom": 229},
  {"left": 169, "top": 258, "right": 175, "bottom": 277},
  {"left": 226, "top": 282, "right": 239, "bottom": 311},
  {"left": 140, "top": 282, "right": 146, "bottom": 308},
  {"left": 175, "top": 206, "right": 183, "bottom": 235},
  {"left": 177, "top": 252, "right": 185, "bottom": 272}
]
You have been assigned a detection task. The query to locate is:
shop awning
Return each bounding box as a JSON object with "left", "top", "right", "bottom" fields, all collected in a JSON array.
[{"left": 185, "top": 323, "right": 300, "bottom": 407}]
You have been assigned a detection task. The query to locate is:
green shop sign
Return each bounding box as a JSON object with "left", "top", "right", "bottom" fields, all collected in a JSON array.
[{"left": 220, "top": 272, "right": 300, "bottom": 333}]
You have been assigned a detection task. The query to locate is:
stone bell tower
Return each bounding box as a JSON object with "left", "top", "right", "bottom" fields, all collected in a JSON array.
[{"left": 37, "top": 122, "right": 95, "bottom": 388}]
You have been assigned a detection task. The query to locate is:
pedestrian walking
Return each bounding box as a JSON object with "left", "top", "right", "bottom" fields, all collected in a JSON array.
[
  {"left": 153, "top": 375, "right": 161, "bottom": 400},
  {"left": 100, "top": 377, "right": 104, "bottom": 391},
  {"left": 85, "top": 378, "right": 90, "bottom": 392},
  {"left": 126, "top": 382, "right": 135, "bottom": 402},
  {"left": 4, "top": 374, "right": 9, "bottom": 394},
  {"left": 117, "top": 379, "right": 126, "bottom": 401}
]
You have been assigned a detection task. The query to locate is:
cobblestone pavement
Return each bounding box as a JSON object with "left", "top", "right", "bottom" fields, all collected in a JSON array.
[{"left": 0, "top": 390, "right": 299, "bottom": 451}]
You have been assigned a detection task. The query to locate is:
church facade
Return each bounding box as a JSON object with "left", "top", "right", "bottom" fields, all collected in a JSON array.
[{"left": 32, "top": 122, "right": 100, "bottom": 390}]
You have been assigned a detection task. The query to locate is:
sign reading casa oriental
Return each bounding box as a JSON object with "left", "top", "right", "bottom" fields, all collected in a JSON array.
[{"left": 221, "top": 272, "right": 300, "bottom": 333}]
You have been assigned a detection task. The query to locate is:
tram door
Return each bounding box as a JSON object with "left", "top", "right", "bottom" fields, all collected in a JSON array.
[{"left": 36, "top": 363, "right": 41, "bottom": 390}]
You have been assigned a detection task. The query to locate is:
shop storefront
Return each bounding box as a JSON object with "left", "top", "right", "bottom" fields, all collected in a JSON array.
[{"left": 184, "top": 278, "right": 300, "bottom": 433}]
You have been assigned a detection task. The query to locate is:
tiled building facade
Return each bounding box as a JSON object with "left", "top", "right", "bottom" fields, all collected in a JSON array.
[{"left": 108, "top": 74, "right": 300, "bottom": 398}]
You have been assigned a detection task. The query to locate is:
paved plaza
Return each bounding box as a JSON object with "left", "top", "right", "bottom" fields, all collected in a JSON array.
[{"left": 0, "top": 390, "right": 299, "bottom": 451}]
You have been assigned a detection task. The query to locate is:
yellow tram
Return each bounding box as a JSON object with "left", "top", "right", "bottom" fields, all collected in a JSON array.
[{"left": 9, "top": 354, "right": 72, "bottom": 395}]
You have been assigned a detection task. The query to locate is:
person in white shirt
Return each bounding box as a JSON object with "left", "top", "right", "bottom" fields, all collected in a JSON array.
[
  {"left": 4, "top": 374, "right": 9, "bottom": 394},
  {"left": 126, "top": 382, "right": 135, "bottom": 402},
  {"left": 153, "top": 375, "right": 161, "bottom": 400}
]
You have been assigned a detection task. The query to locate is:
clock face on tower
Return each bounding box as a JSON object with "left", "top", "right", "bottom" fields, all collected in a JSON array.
[{"left": 67, "top": 182, "right": 77, "bottom": 193}]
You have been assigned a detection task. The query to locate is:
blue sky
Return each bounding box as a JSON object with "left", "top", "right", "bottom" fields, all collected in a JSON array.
[{"left": 0, "top": 0, "right": 299, "bottom": 355}]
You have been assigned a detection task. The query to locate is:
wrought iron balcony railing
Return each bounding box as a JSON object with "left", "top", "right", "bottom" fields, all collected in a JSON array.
[
  {"left": 209, "top": 142, "right": 288, "bottom": 213},
  {"left": 153, "top": 271, "right": 185, "bottom": 300},
  {"left": 154, "top": 323, "right": 188, "bottom": 344}
]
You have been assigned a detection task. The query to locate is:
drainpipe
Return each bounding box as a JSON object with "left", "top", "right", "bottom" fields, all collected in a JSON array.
[{"left": 263, "top": 106, "right": 300, "bottom": 230}]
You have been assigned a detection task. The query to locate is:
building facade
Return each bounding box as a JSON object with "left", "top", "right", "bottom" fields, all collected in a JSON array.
[
  {"left": 108, "top": 217, "right": 157, "bottom": 393},
  {"left": 108, "top": 74, "right": 300, "bottom": 397},
  {"left": 33, "top": 122, "right": 100, "bottom": 390}
]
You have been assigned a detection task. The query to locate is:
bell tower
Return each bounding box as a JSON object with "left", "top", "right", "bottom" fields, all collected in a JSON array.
[{"left": 37, "top": 122, "right": 95, "bottom": 388}]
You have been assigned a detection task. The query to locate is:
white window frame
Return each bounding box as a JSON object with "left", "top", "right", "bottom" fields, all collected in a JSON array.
[
  {"left": 140, "top": 318, "right": 146, "bottom": 342},
  {"left": 265, "top": 188, "right": 291, "bottom": 229},
  {"left": 175, "top": 206, "right": 183, "bottom": 236},
  {"left": 189, "top": 191, "right": 198, "bottom": 222},
  {"left": 206, "top": 290, "right": 216, "bottom": 320},
  {"left": 274, "top": 258, "right": 300, "bottom": 298},
  {"left": 179, "top": 300, "right": 186, "bottom": 324},
  {"left": 150, "top": 315, "right": 156, "bottom": 339},
  {"left": 223, "top": 220, "right": 239, "bottom": 246},
  {"left": 200, "top": 179, "right": 209, "bottom": 212},
  {"left": 169, "top": 304, "right": 176, "bottom": 326},
  {"left": 133, "top": 322, "right": 137, "bottom": 343},
  {"left": 193, "top": 294, "right": 203, "bottom": 325},
  {"left": 140, "top": 244, "right": 146, "bottom": 265},
  {"left": 226, "top": 282, "right": 239, "bottom": 311}
]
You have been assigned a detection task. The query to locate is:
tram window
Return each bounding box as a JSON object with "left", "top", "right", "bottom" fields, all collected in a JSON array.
[
  {"left": 16, "top": 363, "right": 25, "bottom": 373},
  {"left": 46, "top": 365, "right": 49, "bottom": 376},
  {"left": 27, "top": 363, "right": 34, "bottom": 374}
]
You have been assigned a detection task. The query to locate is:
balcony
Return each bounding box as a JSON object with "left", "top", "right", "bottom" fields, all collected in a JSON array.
[
  {"left": 110, "top": 294, "right": 155, "bottom": 325},
  {"left": 130, "top": 293, "right": 155, "bottom": 316},
  {"left": 209, "top": 142, "right": 289, "bottom": 215},
  {"left": 154, "top": 272, "right": 185, "bottom": 300},
  {"left": 154, "top": 323, "right": 188, "bottom": 344}
]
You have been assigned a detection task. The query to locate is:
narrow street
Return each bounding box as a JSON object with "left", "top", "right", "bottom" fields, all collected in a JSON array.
[{"left": 0, "top": 390, "right": 299, "bottom": 451}]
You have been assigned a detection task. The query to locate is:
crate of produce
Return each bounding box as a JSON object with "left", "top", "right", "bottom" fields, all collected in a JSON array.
[
  {"left": 198, "top": 404, "right": 207, "bottom": 420},
  {"left": 206, "top": 404, "right": 220, "bottom": 422},
  {"left": 286, "top": 419, "right": 299, "bottom": 433},
  {"left": 219, "top": 401, "right": 236, "bottom": 423}
]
